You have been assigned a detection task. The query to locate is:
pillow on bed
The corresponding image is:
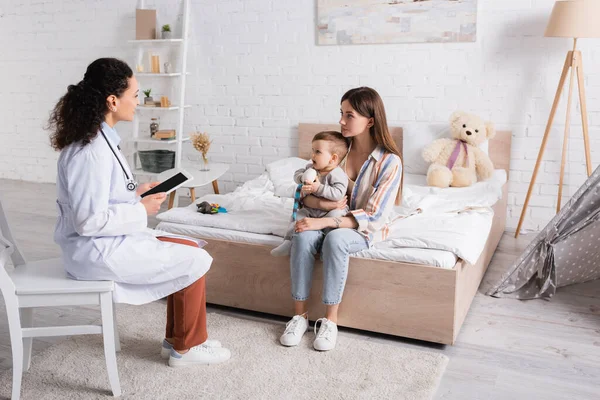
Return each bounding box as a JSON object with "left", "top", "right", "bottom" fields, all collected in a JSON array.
[
  {"left": 266, "top": 157, "right": 309, "bottom": 198},
  {"left": 403, "top": 124, "right": 489, "bottom": 175}
]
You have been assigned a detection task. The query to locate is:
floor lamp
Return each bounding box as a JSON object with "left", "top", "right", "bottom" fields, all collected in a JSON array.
[{"left": 515, "top": 0, "right": 599, "bottom": 238}]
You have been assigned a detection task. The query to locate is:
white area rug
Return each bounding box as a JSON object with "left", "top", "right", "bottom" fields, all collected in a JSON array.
[{"left": 0, "top": 302, "right": 448, "bottom": 399}]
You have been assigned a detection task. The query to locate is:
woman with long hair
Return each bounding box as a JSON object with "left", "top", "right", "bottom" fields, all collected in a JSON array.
[
  {"left": 49, "top": 58, "right": 230, "bottom": 367},
  {"left": 280, "top": 87, "right": 403, "bottom": 351}
]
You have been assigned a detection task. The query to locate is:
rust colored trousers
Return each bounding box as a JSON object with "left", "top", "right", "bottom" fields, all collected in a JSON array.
[{"left": 157, "top": 236, "right": 208, "bottom": 351}]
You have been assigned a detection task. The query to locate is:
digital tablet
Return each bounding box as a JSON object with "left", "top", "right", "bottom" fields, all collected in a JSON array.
[{"left": 140, "top": 169, "right": 194, "bottom": 198}]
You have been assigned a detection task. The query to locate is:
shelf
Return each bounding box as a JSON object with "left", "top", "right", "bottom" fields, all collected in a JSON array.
[
  {"left": 135, "top": 72, "right": 189, "bottom": 77},
  {"left": 128, "top": 39, "right": 183, "bottom": 44},
  {"left": 137, "top": 105, "right": 192, "bottom": 111},
  {"left": 127, "top": 137, "right": 190, "bottom": 144}
]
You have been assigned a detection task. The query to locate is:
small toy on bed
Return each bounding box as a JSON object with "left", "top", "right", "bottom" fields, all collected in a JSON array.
[
  {"left": 196, "top": 201, "right": 227, "bottom": 214},
  {"left": 422, "top": 111, "right": 496, "bottom": 188}
]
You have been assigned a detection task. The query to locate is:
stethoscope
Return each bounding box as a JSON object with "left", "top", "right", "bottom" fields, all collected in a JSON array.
[{"left": 100, "top": 129, "right": 138, "bottom": 192}]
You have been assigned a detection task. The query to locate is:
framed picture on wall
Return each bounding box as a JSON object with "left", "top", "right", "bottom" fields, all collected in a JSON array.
[{"left": 317, "top": 0, "right": 478, "bottom": 45}]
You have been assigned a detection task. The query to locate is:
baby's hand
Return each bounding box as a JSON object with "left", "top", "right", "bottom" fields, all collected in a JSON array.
[{"left": 301, "top": 177, "right": 321, "bottom": 195}]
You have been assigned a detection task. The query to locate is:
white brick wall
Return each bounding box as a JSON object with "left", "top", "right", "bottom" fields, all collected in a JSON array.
[{"left": 1, "top": 0, "right": 599, "bottom": 232}]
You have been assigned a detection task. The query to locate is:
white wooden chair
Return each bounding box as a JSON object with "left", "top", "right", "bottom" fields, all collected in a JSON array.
[{"left": 0, "top": 197, "right": 121, "bottom": 399}]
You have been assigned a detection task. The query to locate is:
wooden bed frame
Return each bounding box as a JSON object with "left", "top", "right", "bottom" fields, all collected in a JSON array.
[{"left": 199, "top": 124, "right": 511, "bottom": 345}]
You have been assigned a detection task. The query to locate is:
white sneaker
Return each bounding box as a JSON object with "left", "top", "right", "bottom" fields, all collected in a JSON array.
[
  {"left": 313, "top": 318, "right": 338, "bottom": 351},
  {"left": 279, "top": 315, "right": 309, "bottom": 347},
  {"left": 168, "top": 343, "right": 231, "bottom": 367},
  {"left": 161, "top": 338, "right": 222, "bottom": 360},
  {"left": 271, "top": 240, "right": 292, "bottom": 257}
]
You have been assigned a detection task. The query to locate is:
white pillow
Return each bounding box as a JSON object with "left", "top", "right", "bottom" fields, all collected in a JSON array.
[
  {"left": 403, "top": 125, "right": 489, "bottom": 175},
  {"left": 265, "top": 157, "right": 309, "bottom": 198}
]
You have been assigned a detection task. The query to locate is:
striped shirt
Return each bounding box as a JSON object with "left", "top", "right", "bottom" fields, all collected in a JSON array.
[{"left": 342, "top": 145, "right": 402, "bottom": 246}]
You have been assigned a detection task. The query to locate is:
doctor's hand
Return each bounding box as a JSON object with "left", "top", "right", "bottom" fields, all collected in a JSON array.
[
  {"left": 136, "top": 181, "right": 161, "bottom": 197},
  {"left": 141, "top": 193, "right": 167, "bottom": 215}
]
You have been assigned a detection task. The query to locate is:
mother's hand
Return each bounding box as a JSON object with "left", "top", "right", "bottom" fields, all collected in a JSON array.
[{"left": 295, "top": 218, "right": 330, "bottom": 233}]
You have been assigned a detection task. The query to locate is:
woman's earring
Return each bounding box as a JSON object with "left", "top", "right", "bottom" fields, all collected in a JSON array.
[{"left": 111, "top": 107, "right": 117, "bottom": 112}]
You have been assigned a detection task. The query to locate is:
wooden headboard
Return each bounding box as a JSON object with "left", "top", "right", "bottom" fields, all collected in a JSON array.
[
  {"left": 298, "top": 123, "right": 403, "bottom": 159},
  {"left": 489, "top": 131, "right": 512, "bottom": 175},
  {"left": 298, "top": 123, "right": 511, "bottom": 175}
]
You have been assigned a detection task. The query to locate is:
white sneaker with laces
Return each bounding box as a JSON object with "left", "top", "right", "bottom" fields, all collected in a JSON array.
[
  {"left": 168, "top": 343, "right": 231, "bottom": 367},
  {"left": 313, "top": 318, "right": 338, "bottom": 351},
  {"left": 161, "top": 338, "right": 222, "bottom": 360},
  {"left": 279, "top": 314, "right": 309, "bottom": 347}
]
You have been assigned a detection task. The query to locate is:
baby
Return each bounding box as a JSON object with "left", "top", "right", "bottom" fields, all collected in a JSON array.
[{"left": 271, "top": 131, "right": 350, "bottom": 257}]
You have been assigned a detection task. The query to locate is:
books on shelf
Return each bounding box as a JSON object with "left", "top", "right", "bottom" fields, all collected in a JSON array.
[
  {"left": 135, "top": 9, "right": 157, "bottom": 40},
  {"left": 153, "top": 130, "right": 176, "bottom": 140}
]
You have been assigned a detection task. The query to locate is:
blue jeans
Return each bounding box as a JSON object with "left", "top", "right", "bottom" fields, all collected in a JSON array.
[{"left": 290, "top": 228, "right": 369, "bottom": 305}]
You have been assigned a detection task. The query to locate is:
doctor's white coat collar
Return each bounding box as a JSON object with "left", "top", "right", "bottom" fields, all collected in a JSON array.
[{"left": 101, "top": 121, "right": 122, "bottom": 148}]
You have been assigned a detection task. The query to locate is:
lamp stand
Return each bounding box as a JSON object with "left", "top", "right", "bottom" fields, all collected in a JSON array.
[{"left": 515, "top": 38, "right": 593, "bottom": 238}]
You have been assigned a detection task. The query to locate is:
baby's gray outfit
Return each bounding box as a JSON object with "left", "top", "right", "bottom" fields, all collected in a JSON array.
[{"left": 283, "top": 163, "right": 350, "bottom": 240}]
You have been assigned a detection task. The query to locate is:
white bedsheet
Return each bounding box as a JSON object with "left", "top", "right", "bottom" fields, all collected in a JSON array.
[
  {"left": 398, "top": 170, "right": 507, "bottom": 216},
  {"left": 155, "top": 221, "right": 459, "bottom": 269},
  {"left": 156, "top": 169, "right": 507, "bottom": 266},
  {"left": 157, "top": 174, "right": 292, "bottom": 237}
]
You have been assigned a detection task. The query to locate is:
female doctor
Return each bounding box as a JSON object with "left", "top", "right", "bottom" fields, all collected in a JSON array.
[{"left": 48, "top": 58, "right": 230, "bottom": 367}]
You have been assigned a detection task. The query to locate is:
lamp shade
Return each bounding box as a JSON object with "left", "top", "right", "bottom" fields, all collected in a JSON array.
[{"left": 545, "top": 0, "right": 600, "bottom": 38}]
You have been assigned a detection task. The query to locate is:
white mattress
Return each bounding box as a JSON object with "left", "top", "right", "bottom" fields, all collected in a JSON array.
[{"left": 155, "top": 222, "right": 459, "bottom": 269}]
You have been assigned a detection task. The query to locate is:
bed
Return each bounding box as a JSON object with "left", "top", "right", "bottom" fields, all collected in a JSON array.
[{"left": 156, "top": 123, "right": 511, "bottom": 345}]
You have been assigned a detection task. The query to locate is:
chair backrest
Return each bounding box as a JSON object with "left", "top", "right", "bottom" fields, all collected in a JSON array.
[
  {"left": 0, "top": 194, "right": 27, "bottom": 268},
  {"left": 0, "top": 231, "right": 17, "bottom": 295}
]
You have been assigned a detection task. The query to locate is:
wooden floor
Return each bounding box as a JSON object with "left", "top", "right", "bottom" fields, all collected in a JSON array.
[{"left": 1, "top": 179, "right": 599, "bottom": 400}]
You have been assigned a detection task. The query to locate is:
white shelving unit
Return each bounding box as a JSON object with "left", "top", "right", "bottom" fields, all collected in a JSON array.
[
  {"left": 137, "top": 105, "right": 191, "bottom": 111},
  {"left": 129, "top": 0, "right": 191, "bottom": 196},
  {"left": 135, "top": 72, "right": 190, "bottom": 77},
  {"left": 127, "top": 39, "right": 183, "bottom": 44},
  {"left": 128, "top": 137, "right": 190, "bottom": 145}
]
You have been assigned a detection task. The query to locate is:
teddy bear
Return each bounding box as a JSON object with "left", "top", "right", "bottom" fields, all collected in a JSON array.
[{"left": 422, "top": 111, "right": 496, "bottom": 188}]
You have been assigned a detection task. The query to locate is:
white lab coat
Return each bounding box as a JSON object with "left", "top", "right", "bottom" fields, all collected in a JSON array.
[{"left": 54, "top": 122, "right": 211, "bottom": 305}]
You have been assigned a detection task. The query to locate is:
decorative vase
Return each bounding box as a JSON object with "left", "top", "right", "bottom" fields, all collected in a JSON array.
[
  {"left": 199, "top": 155, "right": 210, "bottom": 171},
  {"left": 162, "top": 31, "right": 172, "bottom": 39},
  {"left": 144, "top": 97, "right": 154, "bottom": 106},
  {"left": 150, "top": 118, "right": 160, "bottom": 137}
]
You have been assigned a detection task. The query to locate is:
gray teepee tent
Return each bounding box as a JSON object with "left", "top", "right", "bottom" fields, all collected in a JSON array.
[{"left": 488, "top": 166, "right": 600, "bottom": 300}]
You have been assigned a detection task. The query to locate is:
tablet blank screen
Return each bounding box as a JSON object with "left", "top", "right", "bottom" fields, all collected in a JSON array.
[{"left": 140, "top": 173, "right": 188, "bottom": 198}]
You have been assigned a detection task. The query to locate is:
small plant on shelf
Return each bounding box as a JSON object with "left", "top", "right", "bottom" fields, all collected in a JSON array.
[
  {"left": 162, "top": 24, "right": 172, "bottom": 39},
  {"left": 143, "top": 89, "right": 153, "bottom": 106}
]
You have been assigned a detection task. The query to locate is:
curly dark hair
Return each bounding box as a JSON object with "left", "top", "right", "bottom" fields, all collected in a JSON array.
[{"left": 48, "top": 58, "right": 133, "bottom": 150}]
